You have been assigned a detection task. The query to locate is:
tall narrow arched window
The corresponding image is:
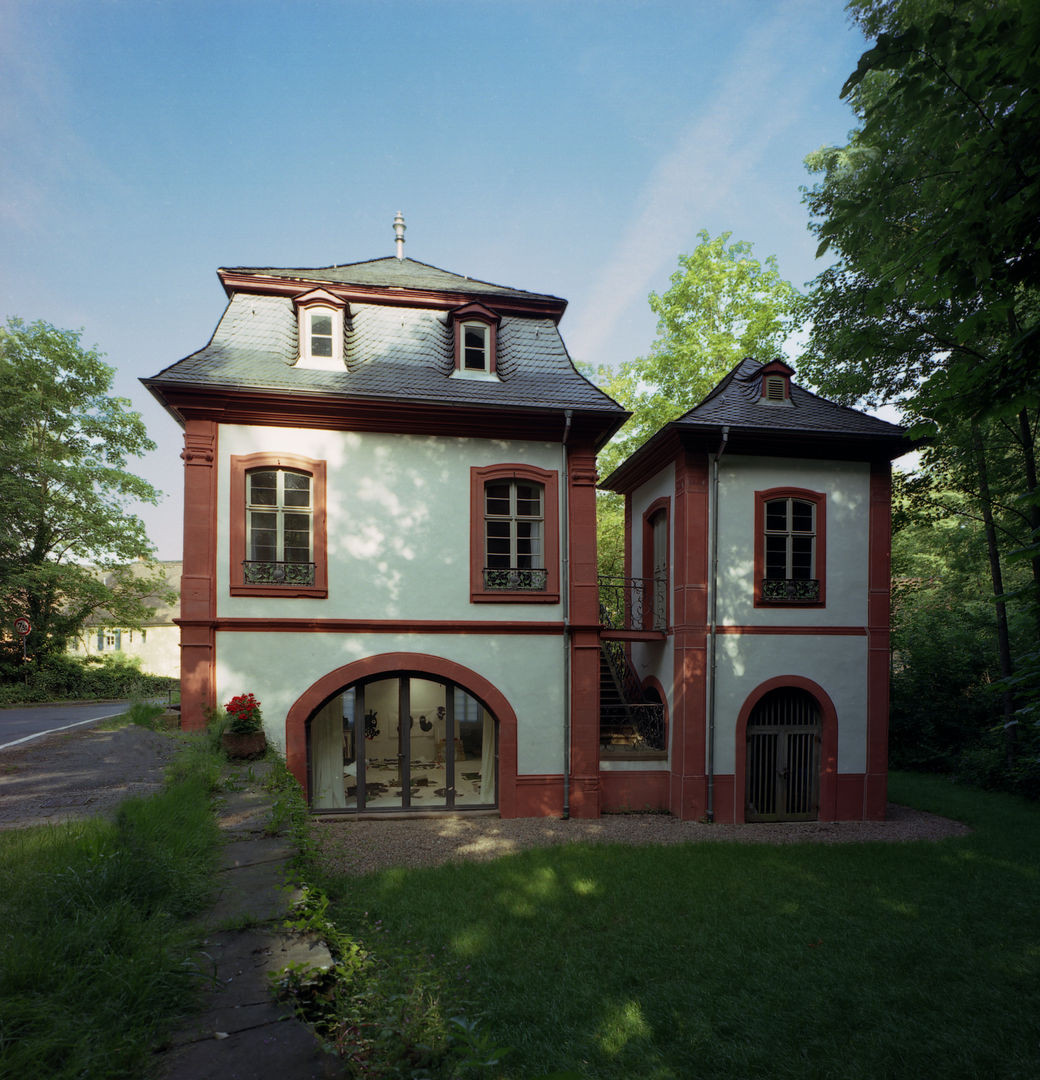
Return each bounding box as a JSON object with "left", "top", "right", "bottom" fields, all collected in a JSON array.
[
  {"left": 470, "top": 464, "right": 560, "bottom": 602},
  {"left": 230, "top": 452, "right": 328, "bottom": 597},
  {"left": 244, "top": 468, "right": 313, "bottom": 584},
  {"left": 754, "top": 487, "right": 826, "bottom": 606}
]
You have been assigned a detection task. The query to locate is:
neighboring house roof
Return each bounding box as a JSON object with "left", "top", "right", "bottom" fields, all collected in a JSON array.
[
  {"left": 85, "top": 561, "right": 181, "bottom": 627},
  {"left": 145, "top": 256, "right": 625, "bottom": 425},
  {"left": 603, "top": 358, "right": 911, "bottom": 492}
]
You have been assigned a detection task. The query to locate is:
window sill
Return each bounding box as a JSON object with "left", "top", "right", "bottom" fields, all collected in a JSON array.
[
  {"left": 230, "top": 584, "right": 328, "bottom": 599},
  {"left": 471, "top": 590, "right": 560, "bottom": 604}
]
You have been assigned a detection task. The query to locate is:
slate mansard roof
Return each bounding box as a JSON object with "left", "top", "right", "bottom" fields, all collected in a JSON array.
[
  {"left": 603, "top": 358, "right": 911, "bottom": 491},
  {"left": 145, "top": 257, "right": 623, "bottom": 422}
]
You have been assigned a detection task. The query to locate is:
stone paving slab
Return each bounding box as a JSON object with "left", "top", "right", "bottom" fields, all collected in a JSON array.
[{"left": 159, "top": 764, "right": 340, "bottom": 1080}]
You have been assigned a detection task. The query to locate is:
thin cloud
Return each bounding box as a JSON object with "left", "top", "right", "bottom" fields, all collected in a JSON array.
[{"left": 568, "top": 10, "right": 816, "bottom": 370}]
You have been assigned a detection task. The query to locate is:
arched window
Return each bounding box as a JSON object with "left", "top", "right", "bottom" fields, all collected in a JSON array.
[
  {"left": 308, "top": 673, "right": 497, "bottom": 812},
  {"left": 754, "top": 487, "right": 826, "bottom": 606}
]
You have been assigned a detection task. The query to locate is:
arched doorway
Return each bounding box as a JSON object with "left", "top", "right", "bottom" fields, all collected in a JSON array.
[
  {"left": 744, "top": 686, "right": 821, "bottom": 821},
  {"left": 308, "top": 672, "right": 497, "bottom": 812}
]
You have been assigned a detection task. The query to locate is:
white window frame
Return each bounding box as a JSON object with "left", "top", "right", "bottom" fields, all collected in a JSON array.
[
  {"left": 246, "top": 468, "right": 314, "bottom": 566},
  {"left": 294, "top": 291, "right": 346, "bottom": 370},
  {"left": 484, "top": 478, "right": 546, "bottom": 588},
  {"left": 462, "top": 321, "right": 490, "bottom": 372},
  {"left": 764, "top": 497, "right": 816, "bottom": 580}
]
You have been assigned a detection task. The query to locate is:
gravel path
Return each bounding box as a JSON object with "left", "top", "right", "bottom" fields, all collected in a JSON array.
[
  {"left": 0, "top": 725, "right": 971, "bottom": 864},
  {"left": 0, "top": 724, "right": 181, "bottom": 830},
  {"left": 311, "top": 800, "right": 972, "bottom": 877}
]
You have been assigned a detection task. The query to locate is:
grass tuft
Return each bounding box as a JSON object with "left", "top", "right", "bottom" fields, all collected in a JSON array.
[
  {"left": 0, "top": 733, "right": 223, "bottom": 1079},
  {"left": 310, "top": 772, "right": 1040, "bottom": 1079}
]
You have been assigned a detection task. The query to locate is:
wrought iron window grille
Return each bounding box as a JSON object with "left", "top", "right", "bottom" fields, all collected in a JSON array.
[
  {"left": 761, "top": 577, "right": 820, "bottom": 602},
  {"left": 243, "top": 560, "right": 316, "bottom": 586},
  {"left": 482, "top": 567, "right": 548, "bottom": 591}
]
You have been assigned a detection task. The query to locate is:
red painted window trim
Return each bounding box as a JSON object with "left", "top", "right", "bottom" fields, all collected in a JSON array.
[
  {"left": 470, "top": 463, "right": 560, "bottom": 603},
  {"left": 229, "top": 452, "right": 328, "bottom": 598},
  {"left": 450, "top": 302, "right": 500, "bottom": 374},
  {"left": 753, "top": 486, "right": 826, "bottom": 608},
  {"left": 641, "top": 497, "right": 670, "bottom": 630}
]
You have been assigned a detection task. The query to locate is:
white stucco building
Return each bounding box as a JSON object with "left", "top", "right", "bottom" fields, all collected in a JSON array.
[{"left": 144, "top": 232, "right": 907, "bottom": 823}]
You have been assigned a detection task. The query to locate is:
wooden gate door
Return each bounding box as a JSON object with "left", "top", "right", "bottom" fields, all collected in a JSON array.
[{"left": 745, "top": 687, "right": 821, "bottom": 821}]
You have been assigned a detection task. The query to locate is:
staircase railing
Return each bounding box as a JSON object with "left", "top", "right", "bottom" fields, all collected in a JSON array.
[{"left": 599, "top": 639, "right": 666, "bottom": 753}]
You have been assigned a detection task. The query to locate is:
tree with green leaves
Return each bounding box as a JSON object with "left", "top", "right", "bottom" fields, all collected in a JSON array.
[
  {"left": 597, "top": 230, "right": 800, "bottom": 479},
  {"left": 0, "top": 318, "right": 168, "bottom": 662},
  {"left": 799, "top": 0, "right": 1040, "bottom": 767},
  {"left": 593, "top": 231, "right": 800, "bottom": 573}
]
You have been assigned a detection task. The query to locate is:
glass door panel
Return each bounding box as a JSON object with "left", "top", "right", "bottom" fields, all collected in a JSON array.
[
  {"left": 409, "top": 678, "right": 447, "bottom": 809},
  {"left": 361, "top": 678, "right": 402, "bottom": 809}
]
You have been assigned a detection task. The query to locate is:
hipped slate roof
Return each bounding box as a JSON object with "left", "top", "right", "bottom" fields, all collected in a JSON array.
[
  {"left": 146, "top": 258, "right": 622, "bottom": 418},
  {"left": 602, "top": 358, "right": 909, "bottom": 491},
  {"left": 675, "top": 358, "right": 906, "bottom": 439}
]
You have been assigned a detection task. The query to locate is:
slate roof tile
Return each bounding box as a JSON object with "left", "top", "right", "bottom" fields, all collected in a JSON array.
[
  {"left": 150, "top": 292, "right": 621, "bottom": 414},
  {"left": 221, "top": 256, "right": 564, "bottom": 304}
]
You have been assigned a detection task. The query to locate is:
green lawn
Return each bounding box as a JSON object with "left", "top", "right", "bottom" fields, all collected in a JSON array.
[
  {"left": 316, "top": 773, "right": 1040, "bottom": 1079},
  {"left": 0, "top": 735, "right": 222, "bottom": 1080}
]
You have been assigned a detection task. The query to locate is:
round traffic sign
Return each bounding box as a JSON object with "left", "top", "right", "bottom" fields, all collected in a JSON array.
[{"left": 14, "top": 617, "right": 31, "bottom": 636}]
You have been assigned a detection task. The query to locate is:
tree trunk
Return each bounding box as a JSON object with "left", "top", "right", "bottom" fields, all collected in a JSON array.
[
  {"left": 971, "top": 422, "right": 1017, "bottom": 767},
  {"left": 1018, "top": 406, "right": 1040, "bottom": 639}
]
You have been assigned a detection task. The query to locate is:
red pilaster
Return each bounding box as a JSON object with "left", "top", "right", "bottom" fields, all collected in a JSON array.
[
  {"left": 567, "top": 442, "right": 602, "bottom": 817},
  {"left": 671, "top": 448, "right": 710, "bottom": 819},
  {"left": 865, "top": 460, "right": 893, "bottom": 818},
  {"left": 177, "top": 421, "right": 217, "bottom": 731}
]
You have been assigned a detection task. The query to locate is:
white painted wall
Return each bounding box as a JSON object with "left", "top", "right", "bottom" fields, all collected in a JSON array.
[
  {"left": 215, "top": 425, "right": 566, "bottom": 621},
  {"left": 215, "top": 629, "right": 566, "bottom": 774},
  {"left": 713, "top": 456, "right": 871, "bottom": 627},
  {"left": 713, "top": 633, "right": 868, "bottom": 773}
]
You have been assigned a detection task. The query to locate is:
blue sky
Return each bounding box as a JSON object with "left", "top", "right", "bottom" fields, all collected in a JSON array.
[{"left": 1, "top": 0, "right": 868, "bottom": 559}]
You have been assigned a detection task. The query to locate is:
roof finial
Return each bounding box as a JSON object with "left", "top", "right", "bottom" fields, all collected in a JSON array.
[{"left": 393, "top": 211, "right": 406, "bottom": 260}]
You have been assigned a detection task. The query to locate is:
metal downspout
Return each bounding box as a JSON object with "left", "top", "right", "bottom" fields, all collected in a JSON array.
[
  {"left": 706, "top": 425, "right": 729, "bottom": 823},
  {"left": 561, "top": 409, "right": 573, "bottom": 820}
]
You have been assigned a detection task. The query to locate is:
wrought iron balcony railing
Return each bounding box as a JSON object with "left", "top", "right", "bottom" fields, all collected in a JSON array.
[
  {"left": 483, "top": 567, "right": 548, "bottom": 591},
  {"left": 761, "top": 577, "right": 820, "bottom": 602},
  {"left": 598, "top": 573, "right": 667, "bottom": 632},
  {"left": 243, "top": 560, "right": 316, "bottom": 586}
]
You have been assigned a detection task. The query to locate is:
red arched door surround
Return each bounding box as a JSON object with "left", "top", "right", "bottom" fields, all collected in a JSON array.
[
  {"left": 733, "top": 675, "right": 839, "bottom": 822},
  {"left": 284, "top": 652, "right": 519, "bottom": 816}
]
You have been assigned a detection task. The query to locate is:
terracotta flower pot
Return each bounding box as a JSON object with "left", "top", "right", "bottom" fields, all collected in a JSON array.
[{"left": 221, "top": 731, "right": 267, "bottom": 760}]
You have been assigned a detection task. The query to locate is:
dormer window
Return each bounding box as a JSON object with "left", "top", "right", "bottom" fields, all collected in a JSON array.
[
  {"left": 450, "top": 302, "right": 500, "bottom": 380},
  {"left": 764, "top": 375, "right": 786, "bottom": 401},
  {"left": 309, "top": 310, "right": 334, "bottom": 358},
  {"left": 757, "top": 359, "right": 794, "bottom": 404},
  {"left": 293, "top": 288, "right": 347, "bottom": 371},
  {"left": 463, "top": 322, "right": 489, "bottom": 371}
]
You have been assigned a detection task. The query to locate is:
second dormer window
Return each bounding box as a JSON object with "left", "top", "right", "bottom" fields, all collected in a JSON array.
[
  {"left": 309, "top": 310, "right": 334, "bottom": 358},
  {"left": 450, "top": 302, "right": 499, "bottom": 378},
  {"left": 463, "top": 322, "right": 489, "bottom": 371},
  {"left": 293, "top": 288, "right": 346, "bottom": 370}
]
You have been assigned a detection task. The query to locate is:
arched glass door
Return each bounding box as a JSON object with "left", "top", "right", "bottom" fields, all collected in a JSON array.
[{"left": 308, "top": 674, "right": 497, "bottom": 812}]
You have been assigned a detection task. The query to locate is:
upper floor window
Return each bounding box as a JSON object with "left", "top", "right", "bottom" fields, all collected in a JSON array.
[
  {"left": 294, "top": 289, "right": 346, "bottom": 370},
  {"left": 230, "top": 452, "right": 328, "bottom": 598},
  {"left": 470, "top": 463, "right": 559, "bottom": 603},
  {"left": 754, "top": 488, "right": 826, "bottom": 606},
  {"left": 450, "top": 302, "right": 500, "bottom": 379},
  {"left": 246, "top": 468, "right": 313, "bottom": 585},
  {"left": 484, "top": 478, "right": 545, "bottom": 591}
]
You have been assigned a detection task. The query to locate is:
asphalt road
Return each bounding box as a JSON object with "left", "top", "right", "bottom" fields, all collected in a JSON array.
[{"left": 0, "top": 701, "right": 130, "bottom": 751}]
